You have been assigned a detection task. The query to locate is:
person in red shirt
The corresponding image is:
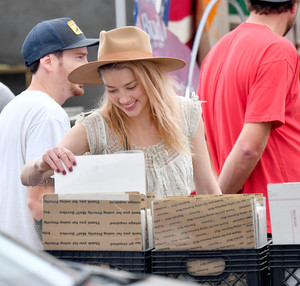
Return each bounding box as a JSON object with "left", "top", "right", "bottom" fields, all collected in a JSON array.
[{"left": 198, "top": 0, "right": 300, "bottom": 233}]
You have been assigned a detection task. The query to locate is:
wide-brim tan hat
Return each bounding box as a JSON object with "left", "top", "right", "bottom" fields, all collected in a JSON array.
[{"left": 68, "top": 26, "right": 186, "bottom": 85}]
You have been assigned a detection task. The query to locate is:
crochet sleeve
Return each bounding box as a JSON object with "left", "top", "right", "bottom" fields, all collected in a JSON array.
[
  {"left": 180, "top": 94, "right": 202, "bottom": 140},
  {"left": 78, "top": 111, "right": 107, "bottom": 154}
]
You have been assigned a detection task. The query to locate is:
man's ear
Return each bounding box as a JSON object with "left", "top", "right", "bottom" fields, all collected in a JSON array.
[
  {"left": 39, "top": 54, "right": 53, "bottom": 72},
  {"left": 291, "top": 1, "right": 298, "bottom": 14}
]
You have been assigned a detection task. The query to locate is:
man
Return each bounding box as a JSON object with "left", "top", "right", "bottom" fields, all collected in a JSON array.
[
  {"left": 0, "top": 17, "right": 98, "bottom": 249},
  {"left": 0, "top": 82, "right": 15, "bottom": 113},
  {"left": 198, "top": 0, "right": 300, "bottom": 233}
]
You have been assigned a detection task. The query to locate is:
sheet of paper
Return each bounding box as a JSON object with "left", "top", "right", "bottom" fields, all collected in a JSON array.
[
  {"left": 268, "top": 183, "right": 300, "bottom": 244},
  {"left": 147, "top": 208, "right": 154, "bottom": 249},
  {"left": 54, "top": 151, "right": 146, "bottom": 195},
  {"left": 252, "top": 197, "right": 267, "bottom": 248}
]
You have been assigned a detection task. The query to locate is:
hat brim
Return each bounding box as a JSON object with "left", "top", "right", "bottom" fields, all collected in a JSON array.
[
  {"left": 68, "top": 57, "right": 186, "bottom": 85},
  {"left": 62, "top": 38, "right": 99, "bottom": 50}
]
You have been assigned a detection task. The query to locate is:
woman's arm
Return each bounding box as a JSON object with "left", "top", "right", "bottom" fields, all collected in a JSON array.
[
  {"left": 21, "top": 122, "right": 89, "bottom": 186},
  {"left": 191, "top": 117, "right": 222, "bottom": 195}
]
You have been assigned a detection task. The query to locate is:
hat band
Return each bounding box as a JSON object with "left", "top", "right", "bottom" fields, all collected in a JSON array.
[{"left": 98, "top": 50, "right": 154, "bottom": 62}]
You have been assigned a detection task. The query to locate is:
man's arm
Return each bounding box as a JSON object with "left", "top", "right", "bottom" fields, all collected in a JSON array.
[
  {"left": 27, "top": 178, "right": 54, "bottom": 240},
  {"left": 218, "top": 122, "right": 272, "bottom": 194}
]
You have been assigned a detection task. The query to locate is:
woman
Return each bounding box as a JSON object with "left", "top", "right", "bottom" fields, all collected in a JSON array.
[{"left": 21, "top": 26, "right": 221, "bottom": 197}]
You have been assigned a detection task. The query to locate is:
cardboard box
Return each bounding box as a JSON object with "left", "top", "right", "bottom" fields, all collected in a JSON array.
[
  {"left": 43, "top": 192, "right": 145, "bottom": 251},
  {"left": 152, "top": 194, "right": 267, "bottom": 250}
]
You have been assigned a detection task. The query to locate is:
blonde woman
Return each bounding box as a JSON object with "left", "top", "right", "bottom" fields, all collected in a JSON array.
[{"left": 21, "top": 26, "right": 221, "bottom": 198}]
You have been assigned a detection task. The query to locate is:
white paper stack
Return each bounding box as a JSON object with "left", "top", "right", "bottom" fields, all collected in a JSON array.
[
  {"left": 268, "top": 183, "right": 300, "bottom": 244},
  {"left": 54, "top": 151, "right": 146, "bottom": 195}
]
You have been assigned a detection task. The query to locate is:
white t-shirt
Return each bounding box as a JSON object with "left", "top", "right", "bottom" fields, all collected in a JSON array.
[{"left": 0, "top": 90, "right": 70, "bottom": 250}]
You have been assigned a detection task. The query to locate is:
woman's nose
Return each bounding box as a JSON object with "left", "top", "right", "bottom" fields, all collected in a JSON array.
[{"left": 119, "top": 92, "right": 131, "bottom": 105}]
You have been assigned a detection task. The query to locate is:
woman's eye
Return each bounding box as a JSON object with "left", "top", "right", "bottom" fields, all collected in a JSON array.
[
  {"left": 108, "top": 90, "right": 117, "bottom": 93},
  {"left": 128, "top": 85, "right": 136, "bottom": 90}
]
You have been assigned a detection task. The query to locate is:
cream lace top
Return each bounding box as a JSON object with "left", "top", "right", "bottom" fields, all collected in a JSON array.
[{"left": 80, "top": 95, "right": 201, "bottom": 198}]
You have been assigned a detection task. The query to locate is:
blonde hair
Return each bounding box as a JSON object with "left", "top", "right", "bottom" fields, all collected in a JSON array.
[{"left": 99, "top": 61, "right": 189, "bottom": 153}]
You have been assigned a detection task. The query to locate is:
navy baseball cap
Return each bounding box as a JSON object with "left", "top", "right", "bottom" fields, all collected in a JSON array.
[{"left": 21, "top": 17, "right": 99, "bottom": 67}]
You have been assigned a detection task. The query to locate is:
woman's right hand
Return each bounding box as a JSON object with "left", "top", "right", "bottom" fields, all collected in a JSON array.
[
  {"left": 21, "top": 122, "right": 88, "bottom": 186},
  {"left": 40, "top": 146, "right": 77, "bottom": 175},
  {"left": 21, "top": 147, "right": 77, "bottom": 187}
]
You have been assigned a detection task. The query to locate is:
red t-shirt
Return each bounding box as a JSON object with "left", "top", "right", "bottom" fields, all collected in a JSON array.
[{"left": 198, "top": 22, "right": 300, "bottom": 232}]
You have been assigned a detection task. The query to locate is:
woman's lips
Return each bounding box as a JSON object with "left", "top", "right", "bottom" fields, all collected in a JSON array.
[{"left": 123, "top": 100, "right": 137, "bottom": 110}]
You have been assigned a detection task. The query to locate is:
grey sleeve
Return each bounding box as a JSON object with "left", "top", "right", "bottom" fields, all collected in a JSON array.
[{"left": 0, "top": 82, "right": 15, "bottom": 112}]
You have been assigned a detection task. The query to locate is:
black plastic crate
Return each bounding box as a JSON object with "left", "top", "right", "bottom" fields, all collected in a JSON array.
[
  {"left": 270, "top": 244, "right": 300, "bottom": 286},
  {"left": 151, "top": 243, "right": 270, "bottom": 285},
  {"left": 47, "top": 249, "right": 152, "bottom": 273}
]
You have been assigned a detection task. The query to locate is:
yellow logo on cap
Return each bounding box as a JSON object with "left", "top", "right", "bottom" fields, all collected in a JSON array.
[{"left": 67, "top": 20, "right": 83, "bottom": 35}]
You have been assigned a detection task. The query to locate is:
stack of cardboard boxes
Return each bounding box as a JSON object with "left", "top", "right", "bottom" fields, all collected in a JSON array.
[
  {"left": 43, "top": 153, "right": 267, "bottom": 252},
  {"left": 43, "top": 193, "right": 267, "bottom": 251}
]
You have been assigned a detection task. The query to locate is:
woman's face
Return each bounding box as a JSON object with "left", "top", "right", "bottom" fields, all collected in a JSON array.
[{"left": 101, "top": 67, "right": 150, "bottom": 119}]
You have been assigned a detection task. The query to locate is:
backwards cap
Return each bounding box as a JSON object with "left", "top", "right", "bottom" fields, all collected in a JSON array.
[{"left": 21, "top": 17, "right": 99, "bottom": 67}]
